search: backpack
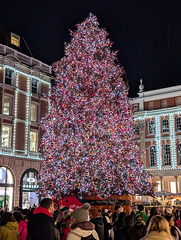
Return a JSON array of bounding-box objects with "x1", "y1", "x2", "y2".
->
[{"x1": 81, "y1": 234, "x2": 96, "y2": 240}]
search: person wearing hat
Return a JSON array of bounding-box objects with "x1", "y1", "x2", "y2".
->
[{"x1": 66, "y1": 203, "x2": 99, "y2": 240}]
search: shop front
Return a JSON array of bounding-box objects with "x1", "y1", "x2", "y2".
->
[{"x1": 20, "y1": 169, "x2": 39, "y2": 209}]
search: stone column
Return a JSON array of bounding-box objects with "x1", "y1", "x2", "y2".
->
[{"x1": 174, "y1": 176, "x2": 178, "y2": 194}]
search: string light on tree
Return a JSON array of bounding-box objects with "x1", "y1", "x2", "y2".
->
[{"x1": 38, "y1": 13, "x2": 154, "y2": 199}]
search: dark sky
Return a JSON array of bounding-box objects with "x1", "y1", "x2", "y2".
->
[{"x1": 1, "y1": 0, "x2": 181, "y2": 97}]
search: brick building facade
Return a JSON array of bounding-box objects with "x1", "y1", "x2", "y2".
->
[{"x1": 0, "y1": 30, "x2": 51, "y2": 209}]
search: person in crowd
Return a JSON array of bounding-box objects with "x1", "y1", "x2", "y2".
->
[
  {"x1": 146, "y1": 207, "x2": 158, "y2": 226},
  {"x1": 112, "y1": 205, "x2": 123, "y2": 224},
  {"x1": 13, "y1": 211, "x2": 28, "y2": 240},
  {"x1": 173, "y1": 206, "x2": 179, "y2": 221},
  {"x1": 28, "y1": 198, "x2": 57, "y2": 240},
  {"x1": 61, "y1": 209, "x2": 73, "y2": 240},
  {"x1": 0, "y1": 212, "x2": 19, "y2": 240},
  {"x1": 115, "y1": 215, "x2": 141, "y2": 240},
  {"x1": 53, "y1": 203, "x2": 59, "y2": 223},
  {"x1": 141, "y1": 215, "x2": 173, "y2": 240},
  {"x1": 134, "y1": 205, "x2": 148, "y2": 223},
  {"x1": 114, "y1": 211, "x2": 127, "y2": 231},
  {"x1": 67, "y1": 203, "x2": 99, "y2": 240},
  {"x1": 165, "y1": 215, "x2": 181, "y2": 240},
  {"x1": 134, "y1": 214, "x2": 147, "y2": 238},
  {"x1": 89, "y1": 208, "x2": 104, "y2": 240},
  {"x1": 103, "y1": 209, "x2": 114, "y2": 240}
]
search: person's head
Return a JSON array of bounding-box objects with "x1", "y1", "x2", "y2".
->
[
  {"x1": 138, "y1": 205, "x2": 144, "y2": 212},
  {"x1": 71, "y1": 203, "x2": 91, "y2": 223},
  {"x1": 150, "y1": 207, "x2": 158, "y2": 217},
  {"x1": 114, "y1": 205, "x2": 120, "y2": 211},
  {"x1": 1, "y1": 212, "x2": 16, "y2": 226},
  {"x1": 89, "y1": 208, "x2": 100, "y2": 219},
  {"x1": 124, "y1": 215, "x2": 134, "y2": 226},
  {"x1": 117, "y1": 207, "x2": 123, "y2": 214},
  {"x1": 13, "y1": 211, "x2": 23, "y2": 223},
  {"x1": 40, "y1": 198, "x2": 54, "y2": 215},
  {"x1": 164, "y1": 208, "x2": 173, "y2": 216},
  {"x1": 165, "y1": 216, "x2": 175, "y2": 227},
  {"x1": 147, "y1": 215, "x2": 171, "y2": 235},
  {"x1": 107, "y1": 210, "x2": 112, "y2": 217}
]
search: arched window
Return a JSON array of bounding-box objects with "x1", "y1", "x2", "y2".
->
[
  {"x1": 0, "y1": 166, "x2": 14, "y2": 210},
  {"x1": 148, "y1": 121, "x2": 155, "y2": 135},
  {"x1": 162, "y1": 119, "x2": 169, "y2": 133},
  {"x1": 176, "y1": 117, "x2": 181, "y2": 132},
  {"x1": 177, "y1": 144, "x2": 181, "y2": 165},
  {"x1": 149, "y1": 146, "x2": 156, "y2": 167},
  {"x1": 163, "y1": 144, "x2": 171, "y2": 166}
]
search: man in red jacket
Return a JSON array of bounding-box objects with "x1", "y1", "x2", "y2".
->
[{"x1": 29, "y1": 198, "x2": 57, "y2": 240}]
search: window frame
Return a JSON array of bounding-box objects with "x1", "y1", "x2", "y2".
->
[
  {"x1": 148, "y1": 121, "x2": 155, "y2": 135},
  {"x1": 30, "y1": 103, "x2": 38, "y2": 122},
  {"x1": 176, "y1": 117, "x2": 181, "y2": 132},
  {"x1": 162, "y1": 119, "x2": 169, "y2": 133},
  {"x1": 31, "y1": 79, "x2": 39, "y2": 94},
  {"x1": 3, "y1": 96, "x2": 12, "y2": 116},
  {"x1": 30, "y1": 131, "x2": 38, "y2": 152},
  {"x1": 1, "y1": 125, "x2": 12, "y2": 148},
  {"x1": 163, "y1": 144, "x2": 171, "y2": 166},
  {"x1": 149, "y1": 145, "x2": 157, "y2": 167},
  {"x1": 5, "y1": 68, "x2": 14, "y2": 85},
  {"x1": 177, "y1": 144, "x2": 181, "y2": 165}
]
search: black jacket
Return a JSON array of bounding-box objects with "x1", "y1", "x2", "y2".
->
[
  {"x1": 115, "y1": 226, "x2": 141, "y2": 240},
  {"x1": 90, "y1": 217, "x2": 104, "y2": 240},
  {"x1": 29, "y1": 212, "x2": 57, "y2": 240}
]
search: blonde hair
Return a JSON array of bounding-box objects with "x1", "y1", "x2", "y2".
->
[{"x1": 147, "y1": 215, "x2": 171, "y2": 235}]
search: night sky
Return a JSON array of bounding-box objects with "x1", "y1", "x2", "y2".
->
[{"x1": 1, "y1": 0, "x2": 181, "y2": 97}]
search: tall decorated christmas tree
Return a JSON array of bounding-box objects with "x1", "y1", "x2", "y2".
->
[{"x1": 38, "y1": 14, "x2": 154, "y2": 199}]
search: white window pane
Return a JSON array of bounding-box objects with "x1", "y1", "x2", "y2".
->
[
  {"x1": 31, "y1": 104, "x2": 37, "y2": 121},
  {"x1": 3, "y1": 97, "x2": 11, "y2": 115},
  {"x1": 1, "y1": 126, "x2": 12, "y2": 148},
  {"x1": 30, "y1": 131, "x2": 38, "y2": 152}
]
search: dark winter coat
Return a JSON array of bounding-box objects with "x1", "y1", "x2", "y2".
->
[
  {"x1": 90, "y1": 217, "x2": 104, "y2": 240},
  {"x1": 115, "y1": 226, "x2": 141, "y2": 240},
  {"x1": 28, "y1": 206, "x2": 57, "y2": 240},
  {"x1": 103, "y1": 215, "x2": 114, "y2": 240}
]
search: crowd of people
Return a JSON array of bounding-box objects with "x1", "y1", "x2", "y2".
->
[{"x1": 0, "y1": 199, "x2": 181, "y2": 240}]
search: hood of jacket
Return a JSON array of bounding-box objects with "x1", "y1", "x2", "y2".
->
[
  {"x1": 91, "y1": 217, "x2": 104, "y2": 226},
  {"x1": 19, "y1": 220, "x2": 27, "y2": 228},
  {"x1": 5, "y1": 221, "x2": 19, "y2": 230},
  {"x1": 70, "y1": 222, "x2": 96, "y2": 238},
  {"x1": 143, "y1": 231, "x2": 173, "y2": 240},
  {"x1": 33, "y1": 206, "x2": 52, "y2": 217},
  {"x1": 72, "y1": 221, "x2": 95, "y2": 230}
]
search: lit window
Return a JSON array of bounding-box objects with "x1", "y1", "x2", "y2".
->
[
  {"x1": 3, "y1": 97, "x2": 11, "y2": 115},
  {"x1": 31, "y1": 104, "x2": 37, "y2": 122},
  {"x1": 150, "y1": 146, "x2": 156, "y2": 167},
  {"x1": 148, "y1": 102, "x2": 153, "y2": 110},
  {"x1": 5, "y1": 69, "x2": 13, "y2": 85},
  {"x1": 161, "y1": 99, "x2": 167, "y2": 108},
  {"x1": 11, "y1": 33, "x2": 20, "y2": 47},
  {"x1": 177, "y1": 144, "x2": 181, "y2": 165},
  {"x1": 162, "y1": 119, "x2": 169, "y2": 133},
  {"x1": 32, "y1": 79, "x2": 38, "y2": 94},
  {"x1": 1, "y1": 125, "x2": 12, "y2": 148},
  {"x1": 148, "y1": 121, "x2": 155, "y2": 135},
  {"x1": 30, "y1": 131, "x2": 38, "y2": 152},
  {"x1": 163, "y1": 144, "x2": 171, "y2": 166},
  {"x1": 175, "y1": 97, "x2": 181, "y2": 105},
  {"x1": 176, "y1": 117, "x2": 181, "y2": 132}
]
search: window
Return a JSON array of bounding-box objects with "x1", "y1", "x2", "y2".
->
[
  {"x1": 162, "y1": 119, "x2": 169, "y2": 133},
  {"x1": 150, "y1": 146, "x2": 156, "y2": 167},
  {"x1": 163, "y1": 144, "x2": 171, "y2": 166},
  {"x1": 175, "y1": 97, "x2": 181, "y2": 106},
  {"x1": 177, "y1": 144, "x2": 181, "y2": 165},
  {"x1": 134, "y1": 126, "x2": 139, "y2": 135},
  {"x1": 133, "y1": 104, "x2": 138, "y2": 112},
  {"x1": 32, "y1": 79, "x2": 38, "y2": 94},
  {"x1": 176, "y1": 117, "x2": 181, "y2": 132},
  {"x1": 161, "y1": 99, "x2": 167, "y2": 108},
  {"x1": 30, "y1": 131, "x2": 38, "y2": 152},
  {"x1": 31, "y1": 104, "x2": 37, "y2": 122},
  {"x1": 11, "y1": 33, "x2": 20, "y2": 47},
  {"x1": 3, "y1": 97, "x2": 11, "y2": 115},
  {"x1": 148, "y1": 121, "x2": 155, "y2": 135},
  {"x1": 148, "y1": 102, "x2": 153, "y2": 110},
  {"x1": 1, "y1": 125, "x2": 12, "y2": 148},
  {"x1": 5, "y1": 69, "x2": 13, "y2": 85}
]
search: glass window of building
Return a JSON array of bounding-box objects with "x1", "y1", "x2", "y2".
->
[
  {"x1": 32, "y1": 79, "x2": 38, "y2": 94},
  {"x1": 162, "y1": 119, "x2": 169, "y2": 133},
  {"x1": 21, "y1": 169, "x2": 39, "y2": 209},
  {"x1": 148, "y1": 121, "x2": 155, "y2": 135},
  {"x1": 133, "y1": 104, "x2": 138, "y2": 112},
  {"x1": 1, "y1": 125, "x2": 12, "y2": 148},
  {"x1": 31, "y1": 104, "x2": 37, "y2": 122},
  {"x1": 176, "y1": 117, "x2": 181, "y2": 132},
  {"x1": 177, "y1": 144, "x2": 181, "y2": 165},
  {"x1": 150, "y1": 146, "x2": 156, "y2": 167},
  {"x1": 30, "y1": 131, "x2": 38, "y2": 152},
  {"x1": 3, "y1": 96, "x2": 11, "y2": 115},
  {"x1": 175, "y1": 97, "x2": 181, "y2": 105},
  {"x1": 161, "y1": 99, "x2": 167, "y2": 108},
  {"x1": 133, "y1": 125, "x2": 139, "y2": 135},
  {"x1": 148, "y1": 102, "x2": 153, "y2": 110},
  {"x1": 0, "y1": 166, "x2": 14, "y2": 210},
  {"x1": 11, "y1": 33, "x2": 20, "y2": 47},
  {"x1": 5, "y1": 69, "x2": 13, "y2": 85},
  {"x1": 163, "y1": 144, "x2": 171, "y2": 166}
]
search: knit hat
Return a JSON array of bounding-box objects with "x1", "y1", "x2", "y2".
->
[{"x1": 72, "y1": 203, "x2": 91, "y2": 222}]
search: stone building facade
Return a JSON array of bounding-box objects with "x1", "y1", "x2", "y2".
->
[{"x1": 0, "y1": 30, "x2": 51, "y2": 209}]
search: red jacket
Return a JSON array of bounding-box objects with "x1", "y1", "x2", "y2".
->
[{"x1": 19, "y1": 220, "x2": 27, "y2": 240}]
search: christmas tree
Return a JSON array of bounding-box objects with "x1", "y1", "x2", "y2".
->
[{"x1": 38, "y1": 13, "x2": 154, "y2": 199}]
